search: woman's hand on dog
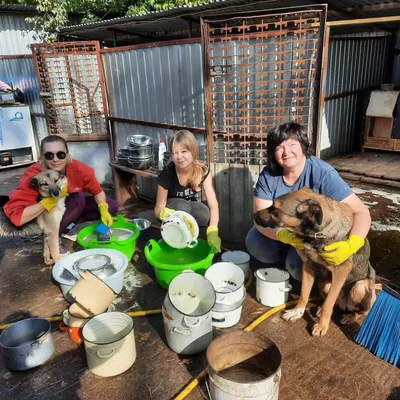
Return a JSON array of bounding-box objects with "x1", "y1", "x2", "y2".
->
[
  {"x1": 40, "y1": 185, "x2": 68, "y2": 212},
  {"x1": 320, "y1": 234, "x2": 365, "y2": 266},
  {"x1": 277, "y1": 228, "x2": 305, "y2": 250}
]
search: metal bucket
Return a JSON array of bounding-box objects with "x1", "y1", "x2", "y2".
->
[
  {"x1": 205, "y1": 262, "x2": 245, "y2": 305},
  {"x1": 207, "y1": 331, "x2": 282, "y2": 400},
  {"x1": 0, "y1": 318, "x2": 55, "y2": 371},
  {"x1": 82, "y1": 312, "x2": 136, "y2": 377},
  {"x1": 163, "y1": 270, "x2": 215, "y2": 355},
  {"x1": 221, "y1": 251, "x2": 251, "y2": 279}
]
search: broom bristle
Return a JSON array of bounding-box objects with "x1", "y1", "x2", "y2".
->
[{"x1": 355, "y1": 286, "x2": 400, "y2": 367}]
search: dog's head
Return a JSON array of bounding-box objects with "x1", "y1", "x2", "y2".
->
[
  {"x1": 30, "y1": 170, "x2": 67, "y2": 199},
  {"x1": 254, "y1": 188, "x2": 324, "y2": 236}
]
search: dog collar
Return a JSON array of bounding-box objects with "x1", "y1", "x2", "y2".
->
[{"x1": 301, "y1": 232, "x2": 327, "y2": 239}]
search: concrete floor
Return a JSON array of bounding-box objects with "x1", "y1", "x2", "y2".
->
[{"x1": 0, "y1": 172, "x2": 399, "y2": 400}]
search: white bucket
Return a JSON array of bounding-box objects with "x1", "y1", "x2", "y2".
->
[
  {"x1": 255, "y1": 268, "x2": 292, "y2": 307},
  {"x1": 163, "y1": 270, "x2": 215, "y2": 355},
  {"x1": 221, "y1": 251, "x2": 251, "y2": 279},
  {"x1": 205, "y1": 262, "x2": 245, "y2": 306},
  {"x1": 82, "y1": 312, "x2": 136, "y2": 377},
  {"x1": 207, "y1": 331, "x2": 282, "y2": 400}
]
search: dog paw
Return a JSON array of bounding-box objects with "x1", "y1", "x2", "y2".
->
[
  {"x1": 340, "y1": 313, "x2": 357, "y2": 325},
  {"x1": 282, "y1": 307, "x2": 305, "y2": 322},
  {"x1": 312, "y1": 320, "x2": 330, "y2": 337},
  {"x1": 44, "y1": 257, "x2": 53, "y2": 266}
]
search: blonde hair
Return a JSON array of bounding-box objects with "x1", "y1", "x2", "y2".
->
[{"x1": 170, "y1": 130, "x2": 208, "y2": 191}]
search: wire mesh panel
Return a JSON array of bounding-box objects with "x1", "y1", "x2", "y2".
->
[
  {"x1": 201, "y1": 9, "x2": 326, "y2": 164},
  {"x1": 32, "y1": 41, "x2": 108, "y2": 138}
]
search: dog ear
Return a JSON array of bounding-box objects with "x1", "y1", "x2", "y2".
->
[
  {"x1": 30, "y1": 177, "x2": 39, "y2": 190},
  {"x1": 297, "y1": 199, "x2": 323, "y2": 225}
]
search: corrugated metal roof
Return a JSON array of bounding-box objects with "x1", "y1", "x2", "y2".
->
[
  {"x1": 0, "y1": 4, "x2": 37, "y2": 13},
  {"x1": 58, "y1": 0, "x2": 400, "y2": 45}
]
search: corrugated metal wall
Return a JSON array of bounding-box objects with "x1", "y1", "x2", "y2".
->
[
  {"x1": 0, "y1": 13, "x2": 36, "y2": 56},
  {"x1": 102, "y1": 42, "x2": 206, "y2": 199},
  {"x1": 320, "y1": 33, "x2": 391, "y2": 159},
  {"x1": 0, "y1": 56, "x2": 48, "y2": 146},
  {"x1": 103, "y1": 32, "x2": 393, "y2": 244}
]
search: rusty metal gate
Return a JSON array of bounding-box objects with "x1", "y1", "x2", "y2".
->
[
  {"x1": 32, "y1": 41, "x2": 109, "y2": 141},
  {"x1": 201, "y1": 7, "x2": 327, "y2": 164}
]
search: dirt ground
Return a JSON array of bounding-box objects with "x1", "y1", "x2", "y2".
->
[{"x1": 0, "y1": 178, "x2": 399, "y2": 399}]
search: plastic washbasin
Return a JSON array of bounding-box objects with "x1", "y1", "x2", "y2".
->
[
  {"x1": 144, "y1": 239, "x2": 216, "y2": 289},
  {"x1": 77, "y1": 214, "x2": 140, "y2": 260}
]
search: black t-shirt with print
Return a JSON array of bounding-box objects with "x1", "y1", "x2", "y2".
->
[{"x1": 158, "y1": 162, "x2": 208, "y2": 201}]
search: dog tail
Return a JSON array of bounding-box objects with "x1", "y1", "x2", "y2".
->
[{"x1": 0, "y1": 209, "x2": 42, "y2": 237}]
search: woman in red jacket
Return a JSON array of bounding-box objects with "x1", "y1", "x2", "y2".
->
[{"x1": 3, "y1": 135, "x2": 118, "y2": 255}]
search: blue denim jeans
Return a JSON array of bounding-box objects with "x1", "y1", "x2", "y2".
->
[{"x1": 245, "y1": 226, "x2": 303, "y2": 281}]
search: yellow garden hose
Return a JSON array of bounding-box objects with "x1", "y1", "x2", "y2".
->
[
  {"x1": 0, "y1": 309, "x2": 162, "y2": 331},
  {"x1": 174, "y1": 296, "x2": 320, "y2": 400}
]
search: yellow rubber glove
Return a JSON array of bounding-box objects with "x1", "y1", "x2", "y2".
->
[
  {"x1": 40, "y1": 184, "x2": 68, "y2": 212},
  {"x1": 320, "y1": 234, "x2": 365, "y2": 266},
  {"x1": 277, "y1": 228, "x2": 305, "y2": 250},
  {"x1": 159, "y1": 207, "x2": 175, "y2": 221},
  {"x1": 207, "y1": 226, "x2": 221, "y2": 253},
  {"x1": 98, "y1": 202, "x2": 114, "y2": 227}
]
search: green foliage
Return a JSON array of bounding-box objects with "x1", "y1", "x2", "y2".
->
[{"x1": 2, "y1": 0, "x2": 207, "y2": 41}]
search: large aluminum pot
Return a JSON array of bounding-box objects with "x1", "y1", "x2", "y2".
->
[{"x1": 0, "y1": 318, "x2": 54, "y2": 371}]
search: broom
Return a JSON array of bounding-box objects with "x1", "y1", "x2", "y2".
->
[{"x1": 355, "y1": 285, "x2": 400, "y2": 367}]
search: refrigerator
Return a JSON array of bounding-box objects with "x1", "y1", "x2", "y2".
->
[{"x1": 0, "y1": 104, "x2": 37, "y2": 166}]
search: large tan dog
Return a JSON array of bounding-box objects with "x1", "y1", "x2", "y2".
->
[
  {"x1": 0, "y1": 170, "x2": 67, "y2": 265},
  {"x1": 254, "y1": 188, "x2": 376, "y2": 337}
]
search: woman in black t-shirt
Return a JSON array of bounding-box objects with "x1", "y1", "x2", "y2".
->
[{"x1": 155, "y1": 130, "x2": 221, "y2": 252}]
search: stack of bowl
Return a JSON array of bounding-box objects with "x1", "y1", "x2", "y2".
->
[
  {"x1": 127, "y1": 135, "x2": 154, "y2": 169},
  {"x1": 116, "y1": 147, "x2": 130, "y2": 166}
]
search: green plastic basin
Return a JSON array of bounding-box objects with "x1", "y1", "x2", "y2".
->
[
  {"x1": 76, "y1": 214, "x2": 140, "y2": 260},
  {"x1": 144, "y1": 239, "x2": 216, "y2": 289}
]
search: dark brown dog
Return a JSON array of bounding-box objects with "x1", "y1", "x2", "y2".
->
[{"x1": 254, "y1": 187, "x2": 376, "y2": 336}]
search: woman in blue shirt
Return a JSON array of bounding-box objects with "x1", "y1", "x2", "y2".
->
[{"x1": 246, "y1": 122, "x2": 371, "y2": 280}]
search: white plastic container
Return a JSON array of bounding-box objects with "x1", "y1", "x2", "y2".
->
[
  {"x1": 255, "y1": 268, "x2": 293, "y2": 307},
  {"x1": 158, "y1": 139, "x2": 167, "y2": 170},
  {"x1": 221, "y1": 251, "x2": 251, "y2": 279},
  {"x1": 82, "y1": 312, "x2": 136, "y2": 377}
]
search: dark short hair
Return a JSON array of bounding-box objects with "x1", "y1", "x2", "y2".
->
[
  {"x1": 266, "y1": 121, "x2": 313, "y2": 174},
  {"x1": 40, "y1": 135, "x2": 69, "y2": 155}
]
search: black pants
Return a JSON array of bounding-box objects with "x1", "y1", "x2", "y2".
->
[{"x1": 166, "y1": 198, "x2": 210, "y2": 228}]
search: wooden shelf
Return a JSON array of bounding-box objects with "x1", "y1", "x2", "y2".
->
[{"x1": 109, "y1": 162, "x2": 159, "y2": 179}]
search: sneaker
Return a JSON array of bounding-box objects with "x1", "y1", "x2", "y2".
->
[
  {"x1": 61, "y1": 224, "x2": 80, "y2": 242},
  {"x1": 59, "y1": 239, "x2": 71, "y2": 258}
]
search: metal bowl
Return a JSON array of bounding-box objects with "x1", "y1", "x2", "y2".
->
[
  {"x1": 131, "y1": 218, "x2": 151, "y2": 231},
  {"x1": 127, "y1": 135, "x2": 153, "y2": 147}
]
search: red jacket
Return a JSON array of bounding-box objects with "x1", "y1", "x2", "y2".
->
[{"x1": 4, "y1": 159, "x2": 103, "y2": 226}]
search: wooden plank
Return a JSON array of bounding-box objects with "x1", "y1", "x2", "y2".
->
[
  {"x1": 366, "y1": 158, "x2": 400, "y2": 181},
  {"x1": 326, "y1": 152, "x2": 396, "y2": 175},
  {"x1": 110, "y1": 162, "x2": 159, "y2": 179},
  {"x1": 214, "y1": 163, "x2": 230, "y2": 243}
]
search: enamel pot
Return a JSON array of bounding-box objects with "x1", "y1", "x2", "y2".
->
[{"x1": 255, "y1": 268, "x2": 293, "y2": 307}]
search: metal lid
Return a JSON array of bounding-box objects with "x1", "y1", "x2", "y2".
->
[
  {"x1": 256, "y1": 268, "x2": 290, "y2": 283},
  {"x1": 221, "y1": 250, "x2": 250, "y2": 264}
]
